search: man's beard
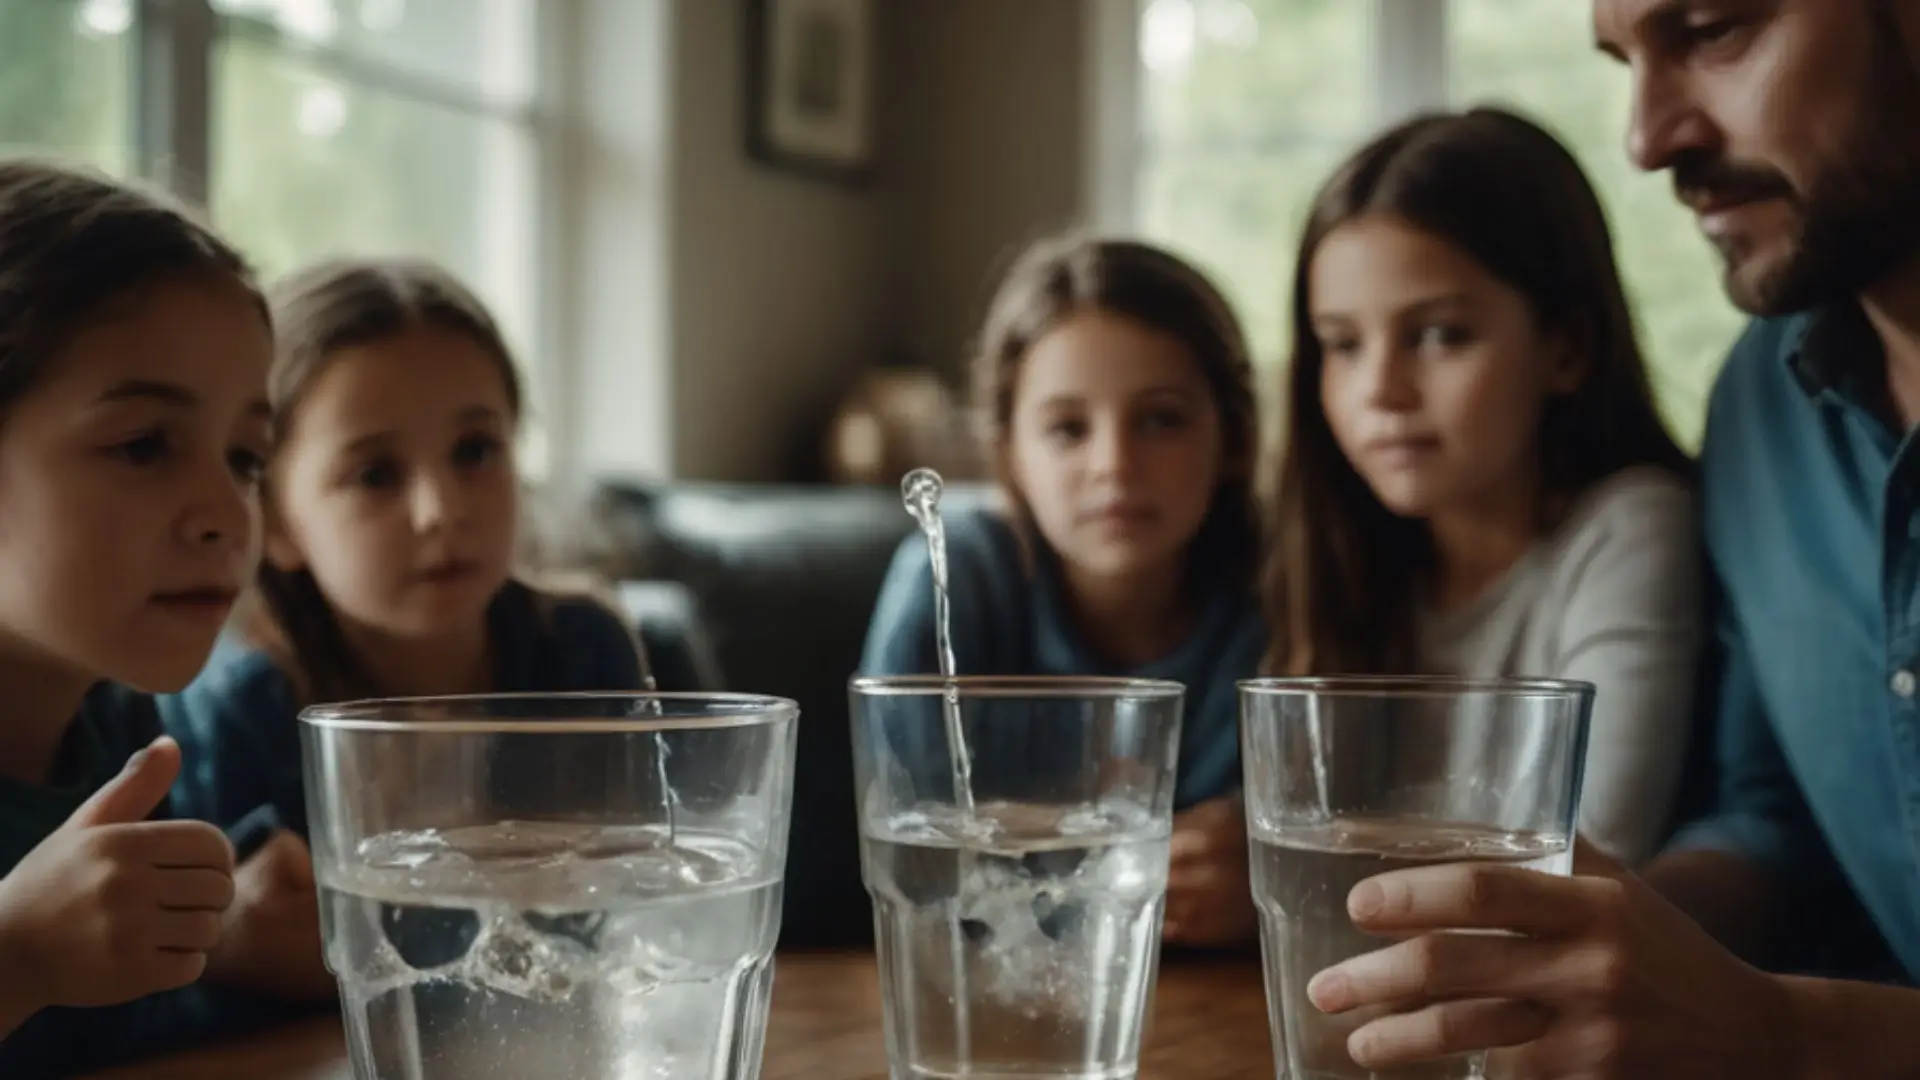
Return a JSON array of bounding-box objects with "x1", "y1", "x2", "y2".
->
[{"x1": 1678, "y1": 24, "x2": 1920, "y2": 316}]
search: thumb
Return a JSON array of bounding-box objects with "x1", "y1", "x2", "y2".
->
[{"x1": 64, "y1": 736, "x2": 182, "y2": 830}]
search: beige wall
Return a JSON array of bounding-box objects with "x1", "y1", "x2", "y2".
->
[
  {"x1": 880, "y1": 0, "x2": 1090, "y2": 378},
  {"x1": 568, "y1": 0, "x2": 1092, "y2": 483},
  {"x1": 666, "y1": 0, "x2": 893, "y2": 481}
]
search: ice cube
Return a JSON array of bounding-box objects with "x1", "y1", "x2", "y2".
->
[
  {"x1": 469, "y1": 910, "x2": 587, "y2": 1003},
  {"x1": 602, "y1": 896, "x2": 751, "y2": 980},
  {"x1": 959, "y1": 856, "x2": 1056, "y2": 986},
  {"x1": 1086, "y1": 839, "x2": 1162, "y2": 898}
]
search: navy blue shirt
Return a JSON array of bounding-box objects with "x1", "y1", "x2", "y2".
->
[
  {"x1": 1669, "y1": 304, "x2": 1920, "y2": 983},
  {"x1": 859, "y1": 508, "x2": 1266, "y2": 810},
  {"x1": 161, "y1": 581, "x2": 648, "y2": 834},
  {"x1": 0, "y1": 685, "x2": 296, "y2": 1078}
]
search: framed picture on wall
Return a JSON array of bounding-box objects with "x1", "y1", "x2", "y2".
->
[{"x1": 746, "y1": 0, "x2": 876, "y2": 184}]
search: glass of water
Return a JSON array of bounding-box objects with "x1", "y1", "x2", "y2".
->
[
  {"x1": 301, "y1": 693, "x2": 799, "y2": 1080},
  {"x1": 1239, "y1": 676, "x2": 1593, "y2": 1080},
  {"x1": 849, "y1": 675, "x2": 1184, "y2": 1080}
]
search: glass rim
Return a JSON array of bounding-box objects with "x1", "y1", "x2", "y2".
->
[
  {"x1": 299, "y1": 691, "x2": 799, "y2": 734},
  {"x1": 849, "y1": 674, "x2": 1184, "y2": 700},
  {"x1": 1239, "y1": 675, "x2": 1595, "y2": 700}
]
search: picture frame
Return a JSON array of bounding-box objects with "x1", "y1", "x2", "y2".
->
[{"x1": 745, "y1": 0, "x2": 877, "y2": 184}]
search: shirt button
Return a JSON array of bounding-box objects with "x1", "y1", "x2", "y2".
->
[{"x1": 1894, "y1": 670, "x2": 1917, "y2": 699}]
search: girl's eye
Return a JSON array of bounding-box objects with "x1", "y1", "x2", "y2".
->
[
  {"x1": 453, "y1": 432, "x2": 503, "y2": 468},
  {"x1": 228, "y1": 449, "x2": 266, "y2": 484},
  {"x1": 1139, "y1": 408, "x2": 1189, "y2": 433},
  {"x1": 1321, "y1": 337, "x2": 1361, "y2": 360},
  {"x1": 356, "y1": 458, "x2": 403, "y2": 490},
  {"x1": 1046, "y1": 418, "x2": 1088, "y2": 444},
  {"x1": 1416, "y1": 323, "x2": 1472, "y2": 351},
  {"x1": 112, "y1": 430, "x2": 170, "y2": 466}
]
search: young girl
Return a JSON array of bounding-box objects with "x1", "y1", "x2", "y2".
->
[
  {"x1": 0, "y1": 159, "x2": 328, "y2": 1075},
  {"x1": 860, "y1": 235, "x2": 1268, "y2": 946},
  {"x1": 162, "y1": 257, "x2": 649, "y2": 836},
  {"x1": 1266, "y1": 106, "x2": 1700, "y2": 865}
]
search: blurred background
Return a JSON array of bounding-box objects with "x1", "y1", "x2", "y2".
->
[{"x1": 0, "y1": 0, "x2": 1745, "y2": 490}]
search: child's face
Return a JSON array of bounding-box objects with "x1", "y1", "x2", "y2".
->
[
  {"x1": 267, "y1": 326, "x2": 518, "y2": 641},
  {"x1": 1007, "y1": 310, "x2": 1225, "y2": 583},
  {"x1": 0, "y1": 277, "x2": 271, "y2": 693},
  {"x1": 1310, "y1": 214, "x2": 1581, "y2": 521}
]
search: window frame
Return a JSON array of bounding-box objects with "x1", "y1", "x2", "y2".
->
[
  {"x1": 1086, "y1": 0, "x2": 1453, "y2": 230},
  {"x1": 127, "y1": 0, "x2": 561, "y2": 477}
]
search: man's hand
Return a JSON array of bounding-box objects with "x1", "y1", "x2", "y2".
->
[
  {"x1": 1162, "y1": 796, "x2": 1257, "y2": 947},
  {"x1": 204, "y1": 829, "x2": 332, "y2": 1000},
  {"x1": 1304, "y1": 848, "x2": 1804, "y2": 1078},
  {"x1": 0, "y1": 737, "x2": 235, "y2": 1036}
]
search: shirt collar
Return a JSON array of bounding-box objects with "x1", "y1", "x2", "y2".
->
[{"x1": 1786, "y1": 302, "x2": 1883, "y2": 405}]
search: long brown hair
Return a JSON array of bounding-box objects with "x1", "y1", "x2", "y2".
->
[
  {"x1": 0, "y1": 158, "x2": 263, "y2": 412},
  {"x1": 1263, "y1": 107, "x2": 1691, "y2": 676},
  {"x1": 241, "y1": 257, "x2": 524, "y2": 702},
  {"x1": 973, "y1": 234, "x2": 1261, "y2": 585}
]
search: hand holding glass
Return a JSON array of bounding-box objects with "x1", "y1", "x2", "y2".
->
[{"x1": 1239, "y1": 677, "x2": 1592, "y2": 1080}]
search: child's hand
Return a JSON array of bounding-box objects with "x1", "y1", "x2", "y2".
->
[
  {"x1": 0, "y1": 737, "x2": 236, "y2": 1025},
  {"x1": 204, "y1": 829, "x2": 333, "y2": 1000},
  {"x1": 1162, "y1": 795, "x2": 1257, "y2": 947}
]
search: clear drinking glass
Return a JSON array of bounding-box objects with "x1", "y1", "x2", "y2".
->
[
  {"x1": 1239, "y1": 677, "x2": 1594, "y2": 1080},
  {"x1": 301, "y1": 692, "x2": 800, "y2": 1080},
  {"x1": 849, "y1": 675, "x2": 1185, "y2": 1080}
]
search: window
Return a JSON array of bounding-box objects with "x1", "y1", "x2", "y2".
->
[
  {"x1": 1448, "y1": 0, "x2": 1742, "y2": 443},
  {"x1": 0, "y1": 0, "x2": 548, "y2": 469},
  {"x1": 1123, "y1": 0, "x2": 1746, "y2": 445},
  {"x1": 1132, "y1": 0, "x2": 1373, "y2": 368},
  {"x1": 208, "y1": 0, "x2": 540, "y2": 361},
  {"x1": 0, "y1": 1, "x2": 131, "y2": 173}
]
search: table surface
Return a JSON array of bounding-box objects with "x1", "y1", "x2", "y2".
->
[{"x1": 83, "y1": 950, "x2": 1275, "y2": 1079}]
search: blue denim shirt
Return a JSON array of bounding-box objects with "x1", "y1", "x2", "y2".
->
[{"x1": 1669, "y1": 304, "x2": 1920, "y2": 983}]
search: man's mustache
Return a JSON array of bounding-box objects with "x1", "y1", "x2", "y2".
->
[{"x1": 1672, "y1": 150, "x2": 1796, "y2": 211}]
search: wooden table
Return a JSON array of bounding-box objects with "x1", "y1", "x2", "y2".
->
[{"x1": 85, "y1": 951, "x2": 1274, "y2": 1079}]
